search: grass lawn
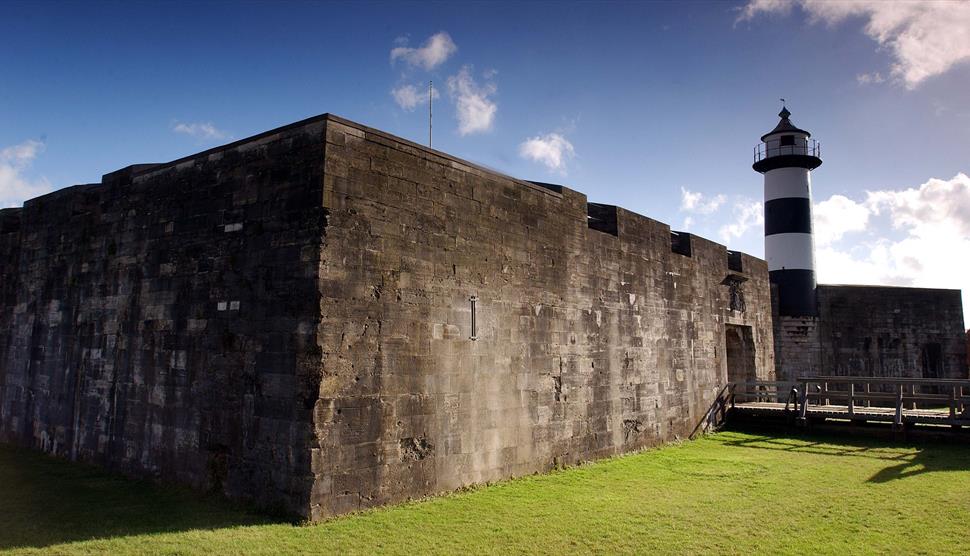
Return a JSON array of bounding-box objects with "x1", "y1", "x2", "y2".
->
[{"x1": 2, "y1": 430, "x2": 969, "y2": 555}]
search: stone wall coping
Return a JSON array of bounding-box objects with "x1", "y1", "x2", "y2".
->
[
  {"x1": 21, "y1": 183, "x2": 101, "y2": 209},
  {"x1": 819, "y1": 283, "x2": 963, "y2": 295},
  {"x1": 75, "y1": 111, "x2": 765, "y2": 269},
  {"x1": 325, "y1": 114, "x2": 565, "y2": 200},
  {"x1": 98, "y1": 113, "x2": 564, "y2": 202}
]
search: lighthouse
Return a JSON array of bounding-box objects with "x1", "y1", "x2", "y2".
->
[{"x1": 753, "y1": 107, "x2": 822, "y2": 317}]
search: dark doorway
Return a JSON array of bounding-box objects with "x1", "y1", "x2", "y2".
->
[
  {"x1": 921, "y1": 343, "x2": 943, "y2": 379},
  {"x1": 726, "y1": 324, "x2": 757, "y2": 384}
]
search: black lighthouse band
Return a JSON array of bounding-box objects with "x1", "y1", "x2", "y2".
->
[
  {"x1": 764, "y1": 197, "x2": 812, "y2": 235},
  {"x1": 770, "y1": 269, "x2": 817, "y2": 316}
]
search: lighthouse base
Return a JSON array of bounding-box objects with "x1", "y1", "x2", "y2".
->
[
  {"x1": 769, "y1": 268, "x2": 817, "y2": 316},
  {"x1": 772, "y1": 314, "x2": 822, "y2": 382}
]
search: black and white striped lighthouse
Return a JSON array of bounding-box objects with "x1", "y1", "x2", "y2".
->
[{"x1": 753, "y1": 107, "x2": 822, "y2": 317}]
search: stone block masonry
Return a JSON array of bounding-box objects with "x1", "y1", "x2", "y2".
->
[
  {"x1": 771, "y1": 285, "x2": 967, "y2": 382},
  {"x1": 312, "y1": 117, "x2": 773, "y2": 519},
  {"x1": 0, "y1": 114, "x2": 775, "y2": 519},
  {"x1": 816, "y1": 285, "x2": 966, "y2": 379},
  {"x1": 0, "y1": 119, "x2": 328, "y2": 515}
]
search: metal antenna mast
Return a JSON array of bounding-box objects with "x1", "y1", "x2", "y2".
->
[{"x1": 429, "y1": 80, "x2": 433, "y2": 148}]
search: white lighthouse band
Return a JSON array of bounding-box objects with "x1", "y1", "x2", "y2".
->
[{"x1": 753, "y1": 107, "x2": 822, "y2": 317}]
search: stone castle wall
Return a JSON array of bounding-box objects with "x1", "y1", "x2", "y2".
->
[
  {"x1": 816, "y1": 285, "x2": 967, "y2": 379},
  {"x1": 311, "y1": 117, "x2": 774, "y2": 518},
  {"x1": 2, "y1": 113, "x2": 961, "y2": 519},
  {"x1": 0, "y1": 119, "x2": 328, "y2": 515},
  {"x1": 772, "y1": 316, "x2": 822, "y2": 381},
  {"x1": 772, "y1": 285, "x2": 967, "y2": 382},
  {"x1": 0, "y1": 114, "x2": 776, "y2": 519}
]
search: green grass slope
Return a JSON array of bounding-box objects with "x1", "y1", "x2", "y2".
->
[{"x1": 2, "y1": 431, "x2": 969, "y2": 555}]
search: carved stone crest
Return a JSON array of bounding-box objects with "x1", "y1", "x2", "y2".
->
[{"x1": 722, "y1": 274, "x2": 748, "y2": 313}]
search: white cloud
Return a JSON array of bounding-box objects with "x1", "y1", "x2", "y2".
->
[
  {"x1": 738, "y1": 0, "x2": 970, "y2": 88},
  {"x1": 856, "y1": 71, "x2": 885, "y2": 85},
  {"x1": 719, "y1": 199, "x2": 764, "y2": 242},
  {"x1": 813, "y1": 194, "x2": 871, "y2": 246},
  {"x1": 1, "y1": 140, "x2": 43, "y2": 164},
  {"x1": 390, "y1": 31, "x2": 457, "y2": 71},
  {"x1": 674, "y1": 190, "x2": 752, "y2": 241},
  {"x1": 391, "y1": 83, "x2": 440, "y2": 111},
  {"x1": 816, "y1": 242, "x2": 903, "y2": 284},
  {"x1": 518, "y1": 133, "x2": 575, "y2": 174},
  {"x1": 173, "y1": 122, "x2": 228, "y2": 141},
  {"x1": 815, "y1": 173, "x2": 970, "y2": 320},
  {"x1": 680, "y1": 187, "x2": 726, "y2": 215},
  {"x1": 0, "y1": 139, "x2": 52, "y2": 208},
  {"x1": 736, "y1": 0, "x2": 793, "y2": 22},
  {"x1": 866, "y1": 174, "x2": 970, "y2": 237},
  {"x1": 447, "y1": 66, "x2": 497, "y2": 136}
]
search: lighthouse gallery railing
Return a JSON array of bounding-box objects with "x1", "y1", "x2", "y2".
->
[{"x1": 753, "y1": 139, "x2": 821, "y2": 163}]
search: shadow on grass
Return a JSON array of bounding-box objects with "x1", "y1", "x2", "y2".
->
[
  {"x1": 716, "y1": 427, "x2": 970, "y2": 484},
  {"x1": 864, "y1": 449, "x2": 970, "y2": 483},
  {"x1": 0, "y1": 444, "x2": 286, "y2": 550}
]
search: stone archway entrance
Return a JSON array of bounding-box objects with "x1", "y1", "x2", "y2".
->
[{"x1": 725, "y1": 324, "x2": 756, "y2": 384}]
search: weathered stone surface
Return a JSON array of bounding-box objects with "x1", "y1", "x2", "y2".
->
[
  {"x1": 0, "y1": 114, "x2": 776, "y2": 519},
  {"x1": 310, "y1": 117, "x2": 775, "y2": 519},
  {"x1": 772, "y1": 285, "x2": 967, "y2": 382},
  {"x1": 771, "y1": 280, "x2": 822, "y2": 380},
  {"x1": 0, "y1": 118, "x2": 328, "y2": 516},
  {"x1": 815, "y1": 285, "x2": 967, "y2": 379}
]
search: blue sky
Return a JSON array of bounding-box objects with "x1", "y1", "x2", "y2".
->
[{"x1": 2, "y1": 1, "x2": 969, "y2": 322}]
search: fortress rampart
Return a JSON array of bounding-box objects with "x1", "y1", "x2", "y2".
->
[
  {"x1": 772, "y1": 285, "x2": 967, "y2": 381},
  {"x1": 0, "y1": 115, "x2": 775, "y2": 518},
  {"x1": 0, "y1": 119, "x2": 328, "y2": 515},
  {"x1": 313, "y1": 117, "x2": 774, "y2": 517}
]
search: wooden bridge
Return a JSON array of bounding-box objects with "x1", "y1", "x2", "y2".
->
[{"x1": 722, "y1": 377, "x2": 970, "y2": 432}]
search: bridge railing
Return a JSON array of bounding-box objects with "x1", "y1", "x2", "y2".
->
[
  {"x1": 795, "y1": 376, "x2": 970, "y2": 426},
  {"x1": 729, "y1": 381, "x2": 799, "y2": 409}
]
